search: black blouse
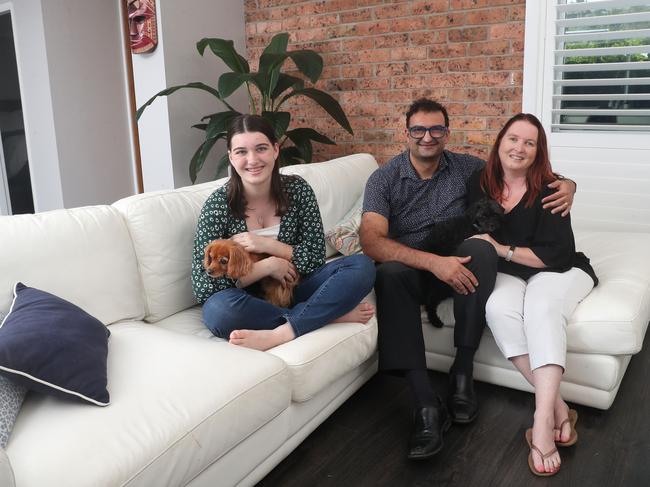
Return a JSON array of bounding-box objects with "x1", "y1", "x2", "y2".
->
[{"x1": 467, "y1": 170, "x2": 597, "y2": 286}]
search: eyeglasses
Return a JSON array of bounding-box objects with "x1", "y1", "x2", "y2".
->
[{"x1": 408, "y1": 125, "x2": 448, "y2": 140}]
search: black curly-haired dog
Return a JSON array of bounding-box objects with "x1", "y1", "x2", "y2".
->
[{"x1": 420, "y1": 197, "x2": 504, "y2": 328}]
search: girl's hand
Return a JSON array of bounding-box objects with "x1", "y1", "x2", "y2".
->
[
  {"x1": 231, "y1": 232, "x2": 270, "y2": 254},
  {"x1": 266, "y1": 257, "x2": 298, "y2": 288}
]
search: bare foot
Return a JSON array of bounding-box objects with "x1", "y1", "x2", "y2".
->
[
  {"x1": 531, "y1": 412, "x2": 561, "y2": 474},
  {"x1": 331, "y1": 302, "x2": 375, "y2": 324},
  {"x1": 553, "y1": 398, "x2": 571, "y2": 443},
  {"x1": 229, "y1": 323, "x2": 295, "y2": 351}
]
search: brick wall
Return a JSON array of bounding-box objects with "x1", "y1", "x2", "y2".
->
[{"x1": 244, "y1": 0, "x2": 525, "y2": 163}]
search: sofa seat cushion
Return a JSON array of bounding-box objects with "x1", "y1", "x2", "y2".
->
[
  {"x1": 155, "y1": 304, "x2": 379, "y2": 404},
  {"x1": 155, "y1": 306, "x2": 215, "y2": 339},
  {"x1": 0, "y1": 206, "x2": 144, "y2": 325},
  {"x1": 569, "y1": 231, "x2": 650, "y2": 354},
  {"x1": 430, "y1": 231, "x2": 650, "y2": 356},
  {"x1": 6, "y1": 322, "x2": 291, "y2": 487},
  {"x1": 423, "y1": 323, "x2": 626, "y2": 392},
  {"x1": 268, "y1": 293, "x2": 377, "y2": 403}
]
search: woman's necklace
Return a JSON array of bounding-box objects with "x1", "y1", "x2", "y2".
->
[{"x1": 246, "y1": 202, "x2": 270, "y2": 228}]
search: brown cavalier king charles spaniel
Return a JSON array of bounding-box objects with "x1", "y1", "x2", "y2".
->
[{"x1": 203, "y1": 239, "x2": 296, "y2": 307}]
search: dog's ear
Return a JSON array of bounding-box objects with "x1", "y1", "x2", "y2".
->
[
  {"x1": 203, "y1": 242, "x2": 213, "y2": 269},
  {"x1": 226, "y1": 244, "x2": 254, "y2": 279}
]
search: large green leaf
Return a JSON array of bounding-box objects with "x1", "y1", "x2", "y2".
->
[
  {"x1": 271, "y1": 74, "x2": 304, "y2": 100},
  {"x1": 285, "y1": 128, "x2": 336, "y2": 145},
  {"x1": 215, "y1": 152, "x2": 230, "y2": 179},
  {"x1": 189, "y1": 136, "x2": 222, "y2": 183},
  {"x1": 280, "y1": 88, "x2": 353, "y2": 134},
  {"x1": 192, "y1": 123, "x2": 208, "y2": 131},
  {"x1": 196, "y1": 38, "x2": 249, "y2": 74},
  {"x1": 204, "y1": 110, "x2": 241, "y2": 140},
  {"x1": 262, "y1": 33, "x2": 289, "y2": 56},
  {"x1": 259, "y1": 33, "x2": 289, "y2": 95},
  {"x1": 293, "y1": 138, "x2": 313, "y2": 164},
  {"x1": 288, "y1": 50, "x2": 323, "y2": 84},
  {"x1": 279, "y1": 146, "x2": 303, "y2": 166},
  {"x1": 218, "y1": 72, "x2": 251, "y2": 99},
  {"x1": 261, "y1": 111, "x2": 291, "y2": 139},
  {"x1": 136, "y1": 82, "x2": 221, "y2": 120},
  {"x1": 257, "y1": 53, "x2": 288, "y2": 100}
]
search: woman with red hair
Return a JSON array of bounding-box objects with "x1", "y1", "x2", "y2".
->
[{"x1": 467, "y1": 113, "x2": 597, "y2": 477}]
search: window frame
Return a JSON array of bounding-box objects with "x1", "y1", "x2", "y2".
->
[{"x1": 523, "y1": 0, "x2": 650, "y2": 150}]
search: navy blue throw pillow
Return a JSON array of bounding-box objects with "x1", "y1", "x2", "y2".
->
[{"x1": 0, "y1": 282, "x2": 110, "y2": 406}]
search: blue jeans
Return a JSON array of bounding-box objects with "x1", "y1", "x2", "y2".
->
[{"x1": 202, "y1": 254, "x2": 376, "y2": 338}]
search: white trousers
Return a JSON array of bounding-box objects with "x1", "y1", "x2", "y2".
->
[{"x1": 485, "y1": 268, "x2": 594, "y2": 371}]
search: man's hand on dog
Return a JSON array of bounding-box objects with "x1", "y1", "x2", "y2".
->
[
  {"x1": 430, "y1": 255, "x2": 477, "y2": 295},
  {"x1": 542, "y1": 179, "x2": 576, "y2": 216}
]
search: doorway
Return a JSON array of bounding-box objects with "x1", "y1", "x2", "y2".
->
[{"x1": 0, "y1": 11, "x2": 34, "y2": 215}]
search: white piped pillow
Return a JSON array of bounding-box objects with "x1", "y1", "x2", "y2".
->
[{"x1": 324, "y1": 196, "x2": 363, "y2": 256}]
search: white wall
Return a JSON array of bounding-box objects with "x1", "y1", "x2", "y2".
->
[
  {"x1": 133, "y1": 0, "x2": 247, "y2": 190},
  {"x1": 1, "y1": 0, "x2": 136, "y2": 211},
  {"x1": 40, "y1": 0, "x2": 136, "y2": 209}
]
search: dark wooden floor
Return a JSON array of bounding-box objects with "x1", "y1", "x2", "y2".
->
[{"x1": 258, "y1": 331, "x2": 650, "y2": 487}]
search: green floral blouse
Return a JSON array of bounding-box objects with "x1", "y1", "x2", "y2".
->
[{"x1": 191, "y1": 175, "x2": 326, "y2": 304}]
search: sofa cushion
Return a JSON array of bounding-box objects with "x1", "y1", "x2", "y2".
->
[
  {"x1": 113, "y1": 180, "x2": 226, "y2": 323},
  {"x1": 154, "y1": 301, "x2": 378, "y2": 404},
  {"x1": 568, "y1": 231, "x2": 650, "y2": 354},
  {"x1": 153, "y1": 302, "x2": 379, "y2": 403},
  {"x1": 0, "y1": 206, "x2": 144, "y2": 325},
  {"x1": 6, "y1": 322, "x2": 291, "y2": 487},
  {"x1": 423, "y1": 320, "x2": 627, "y2": 392},
  {"x1": 0, "y1": 283, "x2": 110, "y2": 406},
  {"x1": 324, "y1": 194, "x2": 363, "y2": 256},
  {"x1": 268, "y1": 293, "x2": 378, "y2": 403}
]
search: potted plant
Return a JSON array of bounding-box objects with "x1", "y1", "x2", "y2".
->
[{"x1": 136, "y1": 32, "x2": 354, "y2": 182}]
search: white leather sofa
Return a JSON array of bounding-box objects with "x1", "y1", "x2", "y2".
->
[{"x1": 1, "y1": 153, "x2": 649, "y2": 486}]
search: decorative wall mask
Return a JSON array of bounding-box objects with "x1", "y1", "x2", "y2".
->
[{"x1": 127, "y1": 0, "x2": 158, "y2": 54}]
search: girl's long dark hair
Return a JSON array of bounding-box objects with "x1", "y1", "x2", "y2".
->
[
  {"x1": 481, "y1": 113, "x2": 555, "y2": 207},
  {"x1": 226, "y1": 114, "x2": 291, "y2": 219}
]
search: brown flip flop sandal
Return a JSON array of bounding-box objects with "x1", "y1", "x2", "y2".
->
[
  {"x1": 556, "y1": 408, "x2": 578, "y2": 447},
  {"x1": 525, "y1": 428, "x2": 560, "y2": 477}
]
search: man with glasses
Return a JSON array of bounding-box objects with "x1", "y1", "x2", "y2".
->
[{"x1": 359, "y1": 98, "x2": 576, "y2": 460}]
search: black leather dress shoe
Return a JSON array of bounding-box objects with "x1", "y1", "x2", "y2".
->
[
  {"x1": 407, "y1": 402, "x2": 451, "y2": 460},
  {"x1": 448, "y1": 371, "x2": 478, "y2": 424}
]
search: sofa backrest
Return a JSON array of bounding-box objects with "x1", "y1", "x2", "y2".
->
[
  {"x1": 0, "y1": 206, "x2": 145, "y2": 325},
  {"x1": 112, "y1": 179, "x2": 225, "y2": 323},
  {"x1": 113, "y1": 153, "x2": 378, "y2": 323}
]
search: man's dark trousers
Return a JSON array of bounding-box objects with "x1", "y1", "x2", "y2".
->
[{"x1": 374, "y1": 239, "x2": 498, "y2": 373}]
